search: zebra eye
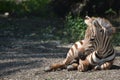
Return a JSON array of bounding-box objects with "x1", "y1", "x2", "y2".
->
[{"x1": 100, "y1": 29, "x2": 103, "y2": 32}]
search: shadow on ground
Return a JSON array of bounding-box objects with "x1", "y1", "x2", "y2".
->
[
  {"x1": 112, "y1": 65, "x2": 120, "y2": 70},
  {"x1": 0, "y1": 38, "x2": 69, "y2": 77},
  {"x1": 0, "y1": 38, "x2": 120, "y2": 78}
]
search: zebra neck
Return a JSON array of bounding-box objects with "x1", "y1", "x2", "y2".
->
[
  {"x1": 97, "y1": 36, "x2": 112, "y2": 53},
  {"x1": 96, "y1": 44, "x2": 114, "y2": 58}
]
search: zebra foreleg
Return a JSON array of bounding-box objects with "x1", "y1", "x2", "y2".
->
[
  {"x1": 44, "y1": 56, "x2": 74, "y2": 72},
  {"x1": 66, "y1": 58, "x2": 79, "y2": 71},
  {"x1": 44, "y1": 40, "x2": 85, "y2": 72},
  {"x1": 67, "y1": 63, "x2": 79, "y2": 71},
  {"x1": 77, "y1": 59, "x2": 90, "y2": 72}
]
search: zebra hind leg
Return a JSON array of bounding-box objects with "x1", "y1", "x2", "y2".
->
[{"x1": 93, "y1": 61, "x2": 113, "y2": 70}]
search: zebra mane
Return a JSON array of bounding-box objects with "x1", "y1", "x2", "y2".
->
[{"x1": 95, "y1": 18, "x2": 116, "y2": 36}]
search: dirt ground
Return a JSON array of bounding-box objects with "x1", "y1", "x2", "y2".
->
[{"x1": 0, "y1": 38, "x2": 120, "y2": 80}]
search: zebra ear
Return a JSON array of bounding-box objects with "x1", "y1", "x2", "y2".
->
[
  {"x1": 84, "y1": 16, "x2": 93, "y2": 27},
  {"x1": 100, "y1": 18, "x2": 116, "y2": 36},
  {"x1": 85, "y1": 16, "x2": 90, "y2": 19}
]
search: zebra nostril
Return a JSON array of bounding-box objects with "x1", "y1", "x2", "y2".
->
[{"x1": 90, "y1": 38, "x2": 94, "y2": 41}]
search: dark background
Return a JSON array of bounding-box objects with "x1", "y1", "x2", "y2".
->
[{"x1": 0, "y1": 0, "x2": 120, "y2": 45}]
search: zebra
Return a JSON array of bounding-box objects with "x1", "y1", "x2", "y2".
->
[
  {"x1": 44, "y1": 16, "x2": 116, "y2": 72},
  {"x1": 77, "y1": 16, "x2": 116, "y2": 71}
]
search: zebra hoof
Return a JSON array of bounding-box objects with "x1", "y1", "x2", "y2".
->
[
  {"x1": 78, "y1": 65, "x2": 85, "y2": 72},
  {"x1": 93, "y1": 65, "x2": 101, "y2": 70},
  {"x1": 67, "y1": 65, "x2": 76, "y2": 71},
  {"x1": 44, "y1": 66, "x2": 52, "y2": 72}
]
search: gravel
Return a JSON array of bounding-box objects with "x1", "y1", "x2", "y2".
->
[{"x1": 0, "y1": 39, "x2": 120, "y2": 80}]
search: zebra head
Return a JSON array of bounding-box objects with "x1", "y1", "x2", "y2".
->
[
  {"x1": 79, "y1": 16, "x2": 115, "y2": 59},
  {"x1": 84, "y1": 16, "x2": 115, "y2": 37}
]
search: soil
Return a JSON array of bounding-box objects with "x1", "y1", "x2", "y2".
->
[{"x1": 0, "y1": 38, "x2": 120, "y2": 80}]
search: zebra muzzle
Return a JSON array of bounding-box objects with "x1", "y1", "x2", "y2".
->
[{"x1": 78, "y1": 52, "x2": 87, "y2": 60}]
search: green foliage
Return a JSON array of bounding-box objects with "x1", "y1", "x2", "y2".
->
[
  {"x1": 20, "y1": 0, "x2": 52, "y2": 16},
  {"x1": 63, "y1": 13, "x2": 86, "y2": 42},
  {"x1": 105, "y1": 8, "x2": 117, "y2": 18},
  {"x1": 112, "y1": 32, "x2": 120, "y2": 46},
  {"x1": 105, "y1": 8, "x2": 117, "y2": 15}
]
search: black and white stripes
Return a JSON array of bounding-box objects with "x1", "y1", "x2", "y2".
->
[{"x1": 84, "y1": 17, "x2": 116, "y2": 70}]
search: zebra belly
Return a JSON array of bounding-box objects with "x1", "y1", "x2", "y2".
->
[{"x1": 87, "y1": 51, "x2": 115, "y2": 65}]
